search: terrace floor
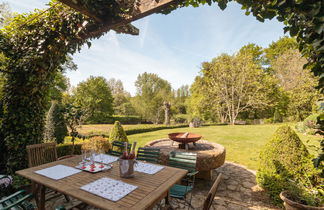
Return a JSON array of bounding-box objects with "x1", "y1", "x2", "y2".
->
[{"x1": 44, "y1": 162, "x2": 278, "y2": 210}]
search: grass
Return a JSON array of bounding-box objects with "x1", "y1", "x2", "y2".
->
[
  {"x1": 127, "y1": 123, "x2": 321, "y2": 170},
  {"x1": 67, "y1": 123, "x2": 321, "y2": 171}
]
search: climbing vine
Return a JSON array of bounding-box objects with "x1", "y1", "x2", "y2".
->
[{"x1": 0, "y1": 0, "x2": 322, "y2": 174}]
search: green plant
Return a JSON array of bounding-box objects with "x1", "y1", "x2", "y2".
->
[
  {"x1": 256, "y1": 125, "x2": 320, "y2": 205},
  {"x1": 273, "y1": 109, "x2": 283, "y2": 123},
  {"x1": 109, "y1": 121, "x2": 128, "y2": 142},
  {"x1": 44, "y1": 101, "x2": 68, "y2": 144},
  {"x1": 56, "y1": 142, "x2": 82, "y2": 157}
]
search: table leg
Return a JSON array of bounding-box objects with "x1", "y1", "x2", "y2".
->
[
  {"x1": 39, "y1": 185, "x2": 46, "y2": 210},
  {"x1": 34, "y1": 183, "x2": 46, "y2": 210}
]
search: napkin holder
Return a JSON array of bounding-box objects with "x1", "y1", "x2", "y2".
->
[{"x1": 119, "y1": 159, "x2": 135, "y2": 178}]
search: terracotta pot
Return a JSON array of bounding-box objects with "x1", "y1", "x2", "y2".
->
[{"x1": 280, "y1": 191, "x2": 324, "y2": 210}]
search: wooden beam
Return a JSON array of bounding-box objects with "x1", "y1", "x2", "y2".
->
[
  {"x1": 59, "y1": 0, "x2": 182, "y2": 38},
  {"x1": 58, "y1": 0, "x2": 104, "y2": 22}
]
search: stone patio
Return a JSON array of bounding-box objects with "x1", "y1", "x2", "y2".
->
[{"x1": 43, "y1": 161, "x2": 279, "y2": 210}]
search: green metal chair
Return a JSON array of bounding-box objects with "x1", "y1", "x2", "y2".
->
[
  {"x1": 136, "y1": 147, "x2": 160, "y2": 163},
  {"x1": 108, "y1": 141, "x2": 132, "y2": 157},
  {"x1": 168, "y1": 151, "x2": 198, "y2": 209},
  {"x1": 0, "y1": 190, "x2": 34, "y2": 210}
]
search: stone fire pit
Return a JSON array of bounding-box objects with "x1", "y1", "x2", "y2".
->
[{"x1": 145, "y1": 139, "x2": 226, "y2": 180}]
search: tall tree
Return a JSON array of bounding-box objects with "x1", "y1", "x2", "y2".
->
[
  {"x1": 134, "y1": 72, "x2": 172, "y2": 123},
  {"x1": 193, "y1": 52, "x2": 274, "y2": 125},
  {"x1": 73, "y1": 76, "x2": 113, "y2": 123},
  {"x1": 107, "y1": 78, "x2": 134, "y2": 115},
  {"x1": 272, "y1": 49, "x2": 319, "y2": 120}
]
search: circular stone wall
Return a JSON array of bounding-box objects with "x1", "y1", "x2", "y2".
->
[{"x1": 145, "y1": 139, "x2": 226, "y2": 179}]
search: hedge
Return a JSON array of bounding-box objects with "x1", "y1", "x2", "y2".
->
[
  {"x1": 56, "y1": 143, "x2": 82, "y2": 157},
  {"x1": 78, "y1": 124, "x2": 189, "y2": 138}
]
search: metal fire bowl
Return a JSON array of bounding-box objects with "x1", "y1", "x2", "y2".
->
[{"x1": 168, "y1": 132, "x2": 202, "y2": 144}]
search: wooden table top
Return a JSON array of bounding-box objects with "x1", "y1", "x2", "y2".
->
[{"x1": 16, "y1": 155, "x2": 187, "y2": 210}]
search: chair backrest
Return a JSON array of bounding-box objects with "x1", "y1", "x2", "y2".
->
[
  {"x1": 109, "y1": 141, "x2": 132, "y2": 157},
  {"x1": 168, "y1": 151, "x2": 197, "y2": 173},
  {"x1": 136, "y1": 147, "x2": 160, "y2": 163},
  {"x1": 26, "y1": 142, "x2": 58, "y2": 168},
  {"x1": 202, "y1": 173, "x2": 222, "y2": 210}
]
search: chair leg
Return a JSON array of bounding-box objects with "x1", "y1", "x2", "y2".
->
[{"x1": 64, "y1": 194, "x2": 70, "y2": 202}]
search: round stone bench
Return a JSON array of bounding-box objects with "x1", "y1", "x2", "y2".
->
[{"x1": 145, "y1": 139, "x2": 226, "y2": 180}]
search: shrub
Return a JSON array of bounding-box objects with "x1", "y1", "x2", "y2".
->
[
  {"x1": 82, "y1": 136, "x2": 111, "y2": 153},
  {"x1": 273, "y1": 109, "x2": 283, "y2": 123},
  {"x1": 56, "y1": 143, "x2": 82, "y2": 157},
  {"x1": 256, "y1": 125, "x2": 320, "y2": 205},
  {"x1": 295, "y1": 113, "x2": 320, "y2": 134},
  {"x1": 44, "y1": 101, "x2": 68, "y2": 144},
  {"x1": 173, "y1": 114, "x2": 189, "y2": 124},
  {"x1": 109, "y1": 121, "x2": 128, "y2": 142}
]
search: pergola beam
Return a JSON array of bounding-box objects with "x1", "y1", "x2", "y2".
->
[{"x1": 58, "y1": 0, "x2": 182, "y2": 38}]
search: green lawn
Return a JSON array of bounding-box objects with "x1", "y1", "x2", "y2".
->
[{"x1": 127, "y1": 123, "x2": 321, "y2": 170}]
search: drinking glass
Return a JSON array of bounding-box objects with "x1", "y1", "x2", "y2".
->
[{"x1": 99, "y1": 149, "x2": 105, "y2": 168}]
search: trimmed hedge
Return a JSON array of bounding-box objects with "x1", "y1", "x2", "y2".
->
[
  {"x1": 256, "y1": 125, "x2": 319, "y2": 205},
  {"x1": 56, "y1": 143, "x2": 82, "y2": 157},
  {"x1": 77, "y1": 124, "x2": 189, "y2": 138},
  {"x1": 85, "y1": 115, "x2": 143, "y2": 125}
]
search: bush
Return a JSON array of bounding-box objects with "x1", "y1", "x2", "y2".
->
[
  {"x1": 173, "y1": 114, "x2": 189, "y2": 124},
  {"x1": 82, "y1": 136, "x2": 111, "y2": 152},
  {"x1": 56, "y1": 143, "x2": 82, "y2": 157},
  {"x1": 109, "y1": 121, "x2": 128, "y2": 142},
  {"x1": 44, "y1": 101, "x2": 68, "y2": 144},
  {"x1": 256, "y1": 125, "x2": 320, "y2": 205},
  {"x1": 273, "y1": 109, "x2": 283, "y2": 123},
  {"x1": 295, "y1": 113, "x2": 320, "y2": 134}
]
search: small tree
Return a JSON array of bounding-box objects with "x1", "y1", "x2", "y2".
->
[
  {"x1": 63, "y1": 104, "x2": 84, "y2": 154},
  {"x1": 109, "y1": 121, "x2": 128, "y2": 143},
  {"x1": 256, "y1": 125, "x2": 319, "y2": 205},
  {"x1": 44, "y1": 101, "x2": 68, "y2": 144}
]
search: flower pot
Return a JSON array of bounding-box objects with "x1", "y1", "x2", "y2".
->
[
  {"x1": 280, "y1": 192, "x2": 324, "y2": 210},
  {"x1": 119, "y1": 159, "x2": 135, "y2": 178}
]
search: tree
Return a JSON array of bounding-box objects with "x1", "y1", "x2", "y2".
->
[
  {"x1": 194, "y1": 52, "x2": 274, "y2": 125},
  {"x1": 73, "y1": 76, "x2": 114, "y2": 123},
  {"x1": 134, "y1": 72, "x2": 172, "y2": 123},
  {"x1": 44, "y1": 101, "x2": 68, "y2": 144},
  {"x1": 272, "y1": 49, "x2": 319, "y2": 120},
  {"x1": 107, "y1": 78, "x2": 135, "y2": 115},
  {"x1": 173, "y1": 85, "x2": 190, "y2": 114},
  {"x1": 0, "y1": 2, "x2": 12, "y2": 28},
  {"x1": 264, "y1": 37, "x2": 298, "y2": 66}
]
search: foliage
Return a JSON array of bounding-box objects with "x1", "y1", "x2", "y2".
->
[
  {"x1": 191, "y1": 51, "x2": 275, "y2": 125},
  {"x1": 134, "y1": 72, "x2": 172, "y2": 123},
  {"x1": 81, "y1": 136, "x2": 111, "y2": 152},
  {"x1": 272, "y1": 48, "x2": 319, "y2": 121},
  {"x1": 256, "y1": 125, "x2": 321, "y2": 205},
  {"x1": 44, "y1": 101, "x2": 68, "y2": 144},
  {"x1": 273, "y1": 109, "x2": 282, "y2": 123},
  {"x1": 76, "y1": 123, "x2": 189, "y2": 138},
  {"x1": 109, "y1": 121, "x2": 128, "y2": 142},
  {"x1": 73, "y1": 76, "x2": 114, "y2": 123},
  {"x1": 56, "y1": 142, "x2": 82, "y2": 157}
]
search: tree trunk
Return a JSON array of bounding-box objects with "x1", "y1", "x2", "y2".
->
[{"x1": 163, "y1": 101, "x2": 171, "y2": 125}]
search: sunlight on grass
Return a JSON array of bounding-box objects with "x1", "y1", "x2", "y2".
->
[{"x1": 127, "y1": 123, "x2": 321, "y2": 170}]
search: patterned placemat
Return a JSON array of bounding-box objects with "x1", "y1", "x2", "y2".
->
[
  {"x1": 81, "y1": 177, "x2": 137, "y2": 201},
  {"x1": 134, "y1": 162, "x2": 164, "y2": 175}
]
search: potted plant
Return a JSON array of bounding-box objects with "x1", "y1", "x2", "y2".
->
[{"x1": 280, "y1": 179, "x2": 324, "y2": 210}]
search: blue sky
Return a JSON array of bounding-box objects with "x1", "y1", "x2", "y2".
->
[{"x1": 7, "y1": 0, "x2": 285, "y2": 95}]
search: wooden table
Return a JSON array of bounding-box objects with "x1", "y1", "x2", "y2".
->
[{"x1": 16, "y1": 155, "x2": 187, "y2": 210}]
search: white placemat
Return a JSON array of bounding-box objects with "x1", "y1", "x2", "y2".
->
[
  {"x1": 81, "y1": 177, "x2": 137, "y2": 201},
  {"x1": 35, "y1": 165, "x2": 81, "y2": 180},
  {"x1": 88, "y1": 154, "x2": 119, "y2": 164},
  {"x1": 134, "y1": 162, "x2": 164, "y2": 175}
]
